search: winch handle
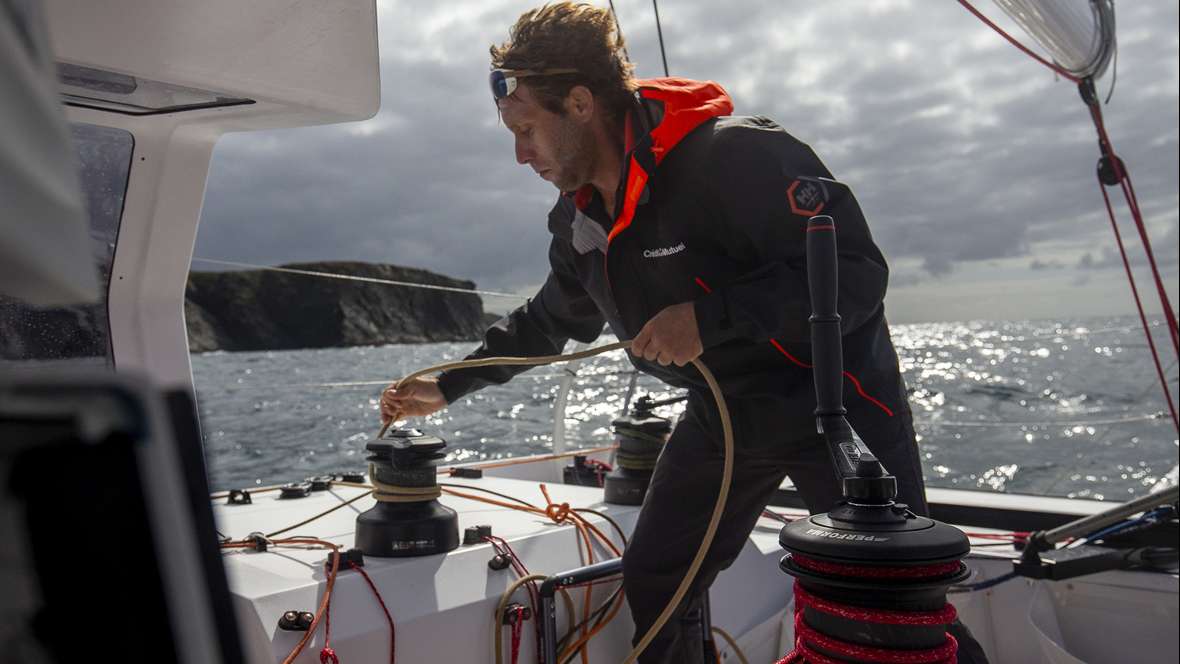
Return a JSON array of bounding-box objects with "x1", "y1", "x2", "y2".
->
[
  {"x1": 806, "y1": 215, "x2": 844, "y2": 420},
  {"x1": 806, "y1": 215, "x2": 880, "y2": 481}
]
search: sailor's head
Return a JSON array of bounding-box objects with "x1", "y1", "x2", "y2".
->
[{"x1": 489, "y1": 2, "x2": 634, "y2": 191}]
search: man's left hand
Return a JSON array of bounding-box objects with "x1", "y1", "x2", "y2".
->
[{"x1": 630, "y1": 302, "x2": 704, "y2": 366}]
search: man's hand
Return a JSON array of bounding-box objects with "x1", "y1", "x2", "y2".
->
[
  {"x1": 380, "y1": 376, "x2": 447, "y2": 425},
  {"x1": 630, "y1": 302, "x2": 704, "y2": 367}
]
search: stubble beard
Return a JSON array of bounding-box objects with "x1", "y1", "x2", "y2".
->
[{"x1": 550, "y1": 117, "x2": 596, "y2": 193}]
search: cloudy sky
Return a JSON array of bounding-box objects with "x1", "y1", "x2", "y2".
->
[{"x1": 193, "y1": 1, "x2": 1179, "y2": 324}]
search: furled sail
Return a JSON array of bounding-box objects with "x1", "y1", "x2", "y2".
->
[{"x1": 991, "y1": 0, "x2": 1116, "y2": 78}]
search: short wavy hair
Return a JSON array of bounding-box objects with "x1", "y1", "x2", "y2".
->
[{"x1": 491, "y1": 2, "x2": 636, "y2": 124}]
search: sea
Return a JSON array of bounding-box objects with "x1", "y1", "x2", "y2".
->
[{"x1": 194, "y1": 315, "x2": 1178, "y2": 501}]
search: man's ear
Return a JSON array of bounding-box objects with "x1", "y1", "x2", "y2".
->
[{"x1": 565, "y1": 85, "x2": 595, "y2": 123}]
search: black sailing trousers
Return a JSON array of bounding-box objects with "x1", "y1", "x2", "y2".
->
[{"x1": 620, "y1": 389, "x2": 932, "y2": 664}]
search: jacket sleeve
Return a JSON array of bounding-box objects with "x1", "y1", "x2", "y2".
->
[
  {"x1": 436, "y1": 237, "x2": 605, "y2": 404},
  {"x1": 693, "y1": 126, "x2": 889, "y2": 347}
]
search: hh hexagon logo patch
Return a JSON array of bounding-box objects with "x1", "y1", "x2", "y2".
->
[{"x1": 787, "y1": 179, "x2": 826, "y2": 217}]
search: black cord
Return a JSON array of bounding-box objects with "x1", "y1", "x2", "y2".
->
[
  {"x1": 555, "y1": 586, "x2": 624, "y2": 658},
  {"x1": 607, "y1": 0, "x2": 631, "y2": 64},
  {"x1": 438, "y1": 482, "x2": 538, "y2": 509},
  {"x1": 652, "y1": 0, "x2": 669, "y2": 77},
  {"x1": 949, "y1": 570, "x2": 1018, "y2": 594}
]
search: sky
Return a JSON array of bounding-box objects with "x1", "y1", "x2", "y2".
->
[{"x1": 193, "y1": 1, "x2": 1179, "y2": 324}]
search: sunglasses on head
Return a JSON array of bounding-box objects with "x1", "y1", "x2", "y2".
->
[{"x1": 489, "y1": 68, "x2": 579, "y2": 101}]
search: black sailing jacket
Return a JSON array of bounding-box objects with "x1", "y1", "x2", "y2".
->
[{"x1": 438, "y1": 78, "x2": 910, "y2": 440}]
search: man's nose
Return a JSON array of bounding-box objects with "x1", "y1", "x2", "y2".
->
[{"x1": 515, "y1": 139, "x2": 532, "y2": 165}]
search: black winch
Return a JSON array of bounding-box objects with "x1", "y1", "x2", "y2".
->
[
  {"x1": 355, "y1": 427, "x2": 459, "y2": 557},
  {"x1": 776, "y1": 214, "x2": 976, "y2": 663},
  {"x1": 602, "y1": 395, "x2": 677, "y2": 505}
]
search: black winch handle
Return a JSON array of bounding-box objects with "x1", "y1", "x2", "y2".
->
[
  {"x1": 806, "y1": 215, "x2": 845, "y2": 421},
  {"x1": 805, "y1": 215, "x2": 879, "y2": 481}
]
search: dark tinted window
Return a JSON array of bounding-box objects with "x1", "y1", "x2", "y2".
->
[{"x1": 0, "y1": 124, "x2": 133, "y2": 367}]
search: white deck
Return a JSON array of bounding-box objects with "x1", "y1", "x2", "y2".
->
[
  {"x1": 214, "y1": 461, "x2": 801, "y2": 663},
  {"x1": 213, "y1": 453, "x2": 1179, "y2": 664}
]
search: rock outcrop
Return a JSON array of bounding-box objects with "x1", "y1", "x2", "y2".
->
[{"x1": 185, "y1": 262, "x2": 490, "y2": 352}]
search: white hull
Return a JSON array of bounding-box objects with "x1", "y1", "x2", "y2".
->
[{"x1": 212, "y1": 450, "x2": 1179, "y2": 663}]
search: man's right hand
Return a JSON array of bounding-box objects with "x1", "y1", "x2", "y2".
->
[{"x1": 380, "y1": 376, "x2": 447, "y2": 425}]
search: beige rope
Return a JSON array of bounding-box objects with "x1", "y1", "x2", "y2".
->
[
  {"x1": 379, "y1": 340, "x2": 733, "y2": 663},
  {"x1": 493, "y1": 573, "x2": 550, "y2": 664},
  {"x1": 378, "y1": 341, "x2": 632, "y2": 438},
  {"x1": 369, "y1": 465, "x2": 443, "y2": 502}
]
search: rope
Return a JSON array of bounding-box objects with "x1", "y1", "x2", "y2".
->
[
  {"x1": 509, "y1": 606, "x2": 526, "y2": 664},
  {"x1": 957, "y1": 0, "x2": 1178, "y2": 434},
  {"x1": 949, "y1": 571, "x2": 1019, "y2": 594},
  {"x1": 349, "y1": 561, "x2": 397, "y2": 663},
  {"x1": 954, "y1": 0, "x2": 1081, "y2": 82},
  {"x1": 369, "y1": 466, "x2": 443, "y2": 503},
  {"x1": 777, "y1": 554, "x2": 965, "y2": 664},
  {"x1": 1085, "y1": 99, "x2": 1179, "y2": 353},
  {"x1": 219, "y1": 537, "x2": 342, "y2": 664},
  {"x1": 319, "y1": 585, "x2": 338, "y2": 664},
  {"x1": 651, "y1": 0, "x2": 669, "y2": 77},
  {"x1": 494, "y1": 574, "x2": 548, "y2": 664},
  {"x1": 916, "y1": 412, "x2": 1165, "y2": 428},
  {"x1": 607, "y1": 0, "x2": 631, "y2": 64},
  {"x1": 191, "y1": 257, "x2": 527, "y2": 300},
  {"x1": 379, "y1": 341, "x2": 632, "y2": 438},
  {"x1": 380, "y1": 340, "x2": 733, "y2": 662},
  {"x1": 266, "y1": 490, "x2": 373, "y2": 539},
  {"x1": 1091, "y1": 136, "x2": 1178, "y2": 432}
]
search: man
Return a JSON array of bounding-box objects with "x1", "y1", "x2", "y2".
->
[{"x1": 381, "y1": 3, "x2": 967, "y2": 662}]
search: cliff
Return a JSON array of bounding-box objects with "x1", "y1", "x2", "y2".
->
[{"x1": 185, "y1": 262, "x2": 490, "y2": 352}]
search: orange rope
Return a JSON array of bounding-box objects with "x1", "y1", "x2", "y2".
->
[
  {"x1": 539, "y1": 483, "x2": 596, "y2": 664},
  {"x1": 444, "y1": 483, "x2": 626, "y2": 661},
  {"x1": 220, "y1": 537, "x2": 342, "y2": 664},
  {"x1": 441, "y1": 486, "x2": 622, "y2": 558}
]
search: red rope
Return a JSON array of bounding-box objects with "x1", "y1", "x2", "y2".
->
[
  {"x1": 319, "y1": 591, "x2": 339, "y2": 664},
  {"x1": 957, "y1": 0, "x2": 1179, "y2": 432},
  {"x1": 1094, "y1": 173, "x2": 1179, "y2": 432},
  {"x1": 1087, "y1": 100, "x2": 1180, "y2": 356},
  {"x1": 790, "y1": 609, "x2": 958, "y2": 664},
  {"x1": 792, "y1": 554, "x2": 963, "y2": 580},
  {"x1": 509, "y1": 606, "x2": 526, "y2": 664},
  {"x1": 793, "y1": 584, "x2": 958, "y2": 627},
  {"x1": 348, "y1": 562, "x2": 397, "y2": 664},
  {"x1": 778, "y1": 557, "x2": 963, "y2": 664},
  {"x1": 485, "y1": 535, "x2": 543, "y2": 658},
  {"x1": 585, "y1": 458, "x2": 612, "y2": 487},
  {"x1": 954, "y1": 0, "x2": 1080, "y2": 82}
]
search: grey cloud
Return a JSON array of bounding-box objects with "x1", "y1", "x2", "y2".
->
[
  {"x1": 193, "y1": 1, "x2": 1178, "y2": 321},
  {"x1": 1029, "y1": 259, "x2": 1064, "y2": 270}
]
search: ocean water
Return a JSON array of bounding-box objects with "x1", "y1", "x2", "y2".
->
[{"x1": 194, "y1": 316, "x2": 1178, "y2": 501}]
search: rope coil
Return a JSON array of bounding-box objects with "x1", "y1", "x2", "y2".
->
[
  {"x1": 369, "y1": 466, "x2": 443, "y2": 502},
  {"x1": 778, "y1": 556, "x2": 963, "y2": 664}
]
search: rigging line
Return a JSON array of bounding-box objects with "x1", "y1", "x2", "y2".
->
[
  {"x1": 1043, "y1": 356, "x2": 1179, "y2": 496},
  {"x1": 955, "y1": 0, "x2": 1080, "y2": 82},
  {"x1": 651, "y1": 0, "x2": 669, "y2": 77},
  {"x1": 915, "y1": 412, "x2": 1166, "y2": 428},
  {"x1": 1025, "y1": 320, "x2": 1162, "y2": 339},
  {"x1": 190, "y1": 257, "x2": 528, "y2": 300},
  {"x1": 216, "y1": 369, "x2": 645, "y2": 391},
  {"x1": 1086, "y1": 97, "x2": 1180, "y2": 353},
  {"x1": 607, "y1": 0, "x2": 631, "y2": 64},
  {"x1": 1095, "y1": 172, "x2": 1179, "y2": 431}
]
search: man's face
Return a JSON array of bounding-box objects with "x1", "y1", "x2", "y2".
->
[{"x1": 498, "y1": 84, "x2": 594, "y2": 192}]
